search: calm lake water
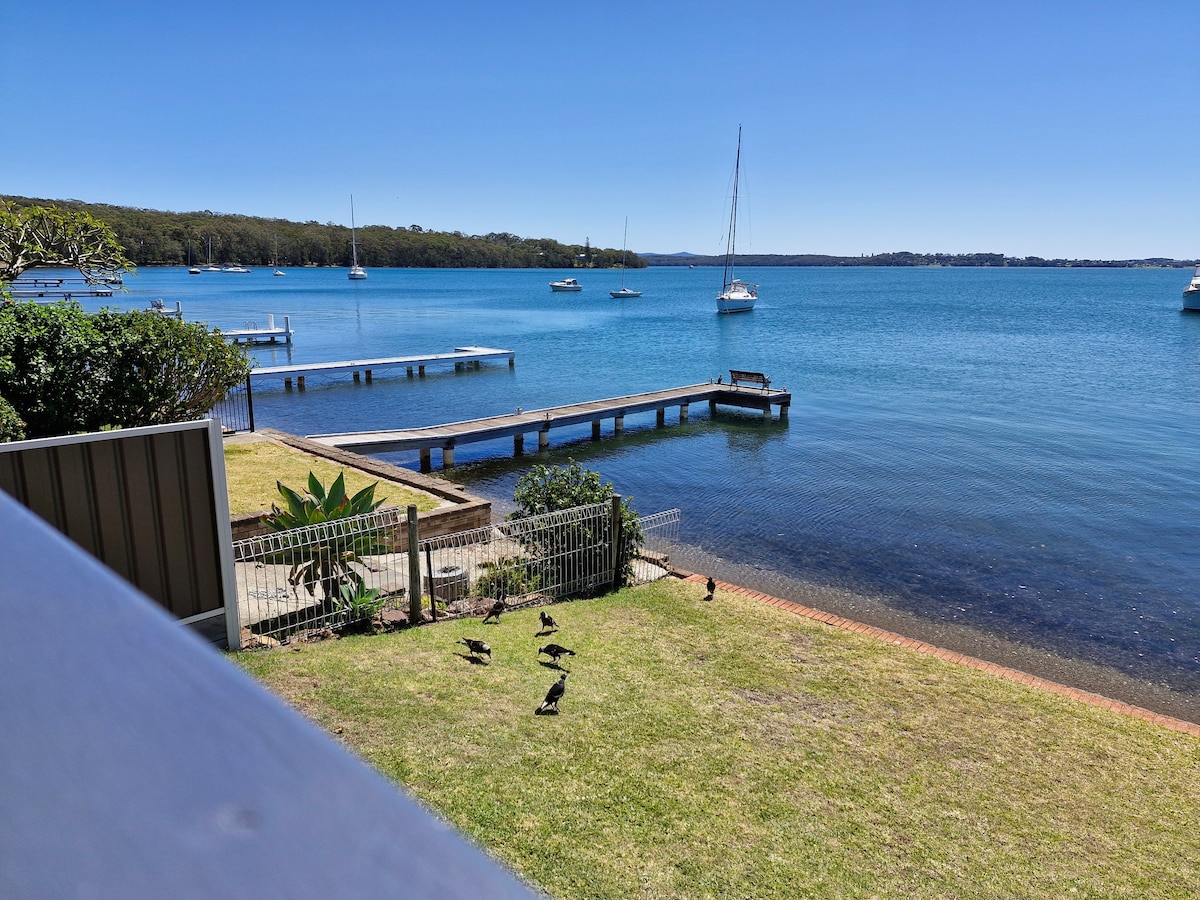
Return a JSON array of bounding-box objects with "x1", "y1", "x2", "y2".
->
[{"x1": 80, "y1": 265, "x2": 1200, "y2": 711}]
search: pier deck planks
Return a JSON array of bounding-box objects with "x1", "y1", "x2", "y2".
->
[
  {"x1": 308, "y1": 382, "x2": 791, "y2": 465},
  {"x1": 248, "y1": 346, "x2": 514, "y2": 385}
]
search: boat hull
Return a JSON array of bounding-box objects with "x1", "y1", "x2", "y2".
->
[
  {"x1": 610, "y1": 289, "x2": 642, "y2": 298},
  {"x1": 550, "y1": 279, "x2": 581, "y2": 292},
  {"x1": 717, "y1": 295, "x2": 756, "y2": 313},
  {"x1": 717, "y1": 281, "x2": 758, "y2": 314},
  {"x1": 1183, "y1": 287, "x2": 1200, "y2": 311},
  {"x1": 348, "y1": 266, "x2": 367, "y2": 280}
]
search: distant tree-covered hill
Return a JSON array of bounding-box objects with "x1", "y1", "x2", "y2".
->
[
  {"x1": 640, "y1": 250, "x2": 1197, "y2": 268},
  {"x1": 1, "y1": 196, "x2": 647, "y2": 271}
]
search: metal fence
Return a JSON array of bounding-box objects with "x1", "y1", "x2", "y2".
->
[
  {"x1": 233, "y1": 502, "x2": 681, "y2": 644},
  {"x1": 209, "y1": 375, "x2": 254, "y2": 434}
]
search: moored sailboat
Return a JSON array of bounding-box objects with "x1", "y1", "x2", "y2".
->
[
  {"x1": 716, "y1": 126, "x2": 757, "y2": 314},
  {"x1": 610, "y1": 217, "x2": 642, "y2": 298},
  {"x1": 348, "y1": 196, "x2": 367, "y2": 280}
]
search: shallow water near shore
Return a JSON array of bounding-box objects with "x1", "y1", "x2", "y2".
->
[{"x1": 82, "y1": 264, "x2": 1200, "y2": 720}]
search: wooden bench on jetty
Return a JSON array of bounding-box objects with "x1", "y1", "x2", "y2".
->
[
  {"x1": 249, "y1": 346, "x2": 515, "y2": 390},
  {"x1": 728, "y1": 369, "x2": 770, "y2": 390},
  {"x1": 308, "y1": 380, "x2": 791, "y2": 471}
]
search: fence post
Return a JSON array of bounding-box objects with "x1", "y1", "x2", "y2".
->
[
  {"x1": 407, "y1": 505, "x2": 422, "y2": 624},
  {"x1": 610, "y1": 494, "x2": 623, "y2": 590},
  {"x1": 424, "y1": 545, "x2": 437, "y2": 622},
  {"x1": 245, "y1": 374, "x2": 255, "y2": 432}
]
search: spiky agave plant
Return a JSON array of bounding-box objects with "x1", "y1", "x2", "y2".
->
[{"x1": 261, "y1": 471, "x2": 388, "y2": 615}]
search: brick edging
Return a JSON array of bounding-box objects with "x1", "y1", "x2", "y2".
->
[{"x1": 681, "y1": 574, "x2": 1200, "y2": 737}]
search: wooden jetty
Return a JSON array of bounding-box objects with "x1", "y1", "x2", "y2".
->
[
  {"x1": 8, "y1": 276, "x2": 118, "y2": 300},
  {"x1": 249, "y1": 346, "x2": 515, "y2": 390},
  {"x1": 308, "y1": 380, "x2": 791, "y2": 470},
  {"x1": 222, "y1": 314, "x2": 293, "y2": 345}
]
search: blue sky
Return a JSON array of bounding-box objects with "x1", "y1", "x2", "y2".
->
[{"x1": 4, "y1": 1, "x2": 1197, "y2": 259}]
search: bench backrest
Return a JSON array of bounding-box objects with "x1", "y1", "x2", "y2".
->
[{"x1": 729, "y1": 370, "x2": 770, "y2": 388}]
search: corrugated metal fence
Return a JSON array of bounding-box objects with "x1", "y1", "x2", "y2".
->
[{"x1": 0, "y1": 420, "x2": 238, "y2": 646}]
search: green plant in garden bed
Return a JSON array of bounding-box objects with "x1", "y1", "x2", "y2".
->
[
  {"x1": 260, "y1": 471, "x2": 388, "y2": 616},
  {"x1": 472, "y1": 555, "x2": 540, "y2": 599}
]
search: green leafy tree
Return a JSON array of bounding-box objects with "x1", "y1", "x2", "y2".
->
[
  {"x1": 261, "y1": 472, "x2": 389, "y2": 617},
  {"x1": 0, "y1": 300, "x2": 250, "y2": 439},
  {"x1": 0, "y1": 395, "x2": 25, "y2": 442},
  {"x1": 509, "y1": 460, "x2": 644, "y2": 592},
  {"x1": 0, "y1": 202, "x2": 135, "y2": 284}
]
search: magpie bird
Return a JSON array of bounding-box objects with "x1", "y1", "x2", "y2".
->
[
  {"x1": 538, "y1": 610, "x2": 558, "y2": 632},
  {"x1": 482, "y1": 593, "x2": 507, "y2": 624},
  {"x1": 536, "y1": 673, "x2": 568, "y2": 714},
  {"x1": 455, "y1": 638, "x2": 491, "y2": 660},
  {"x1": 537, "y1": 643, "x2": 575, "y2": 665}
]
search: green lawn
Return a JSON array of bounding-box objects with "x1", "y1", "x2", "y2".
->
[
  {"x1": 223, "y1": 439, "x2": 441, "y2": 517},
  {"x1": 236, "y1": 578, "x2": 1199, "y2": 899}
]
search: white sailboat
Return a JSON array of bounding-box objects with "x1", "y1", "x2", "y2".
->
[
  {"x1": 273, "y1": 235, "x2": 285, "y2": 276},
  {"x1": 609, "y1": 217, "x2": 642, "y2": 298},
  {"x1": 201, "y1": 236, "x2": 221, "y2": 272},
  {"x1": 716, "y1": 126, "x2": 757, "y2": 314},
  {"x1": 348, "y1": 196, "x2": 367, "y2": 280},
  {"x1": 1183, "y1": 265, "x2": 1200, "y2": 311}
]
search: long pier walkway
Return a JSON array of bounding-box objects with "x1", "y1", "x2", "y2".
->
[
  {"x1": 249, "y1": 346, "x2": 515, "y2": 389},
  {"x1": 308, "y1": 382, "x2": 791, "y2": 470}
]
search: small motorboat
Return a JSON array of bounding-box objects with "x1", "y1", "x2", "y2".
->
[
  {"x1": 550, "y1": 278, "x2": 582, "y2": 292},
  {"x1": 1183, "y1": 265, "x2": 1200, "y2": 311}
]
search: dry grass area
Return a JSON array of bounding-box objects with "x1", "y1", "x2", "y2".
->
[
  {"x1": 223, "y1": 439, "x2": 442, "y2": 517},
  {"x1": 236, "y1": 578, "x2": 1200, "y2": 899}
]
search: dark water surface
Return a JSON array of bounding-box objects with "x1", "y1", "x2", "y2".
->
[{"x1": 94, "y1": 265, "x2": 1200, "y2": 719}]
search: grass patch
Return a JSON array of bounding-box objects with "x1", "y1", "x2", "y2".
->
[
  {"x1": 236, "y1": 579, "x2": 1200, "y2": 899},
  {"x1": 223, "y1": 440, "x2": 441, "y2": 517}
]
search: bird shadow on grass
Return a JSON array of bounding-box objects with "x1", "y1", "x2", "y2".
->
[
  {"x1": 533, "y1": 707, "x2": 560, "y2": 716},
  {"x1": 538, "y1": 660, "x2": 569, "y2": 671},
  {"x1": 455, "y1": 652, "x2": 490, "y2": 665},
  {"x1": 535, "y1": 628, "x2": 558, "y2": 637}
]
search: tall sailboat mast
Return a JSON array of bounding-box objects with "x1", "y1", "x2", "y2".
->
[
  {"x1": 715, "y1": 125, "x2": 757, "y2": 313},
  {"x1": 723, "y1": 126, "x2": 742, "y2": 292}
]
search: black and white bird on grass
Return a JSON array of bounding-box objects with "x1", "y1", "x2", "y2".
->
[
  {"x1": 455, "y1": 638, "x2": 491, "y2": 660},
  {"x1": 535, "y1": 673, "x2": 568, "y2": 714},
  {"x1": 538, "y1": 643, "x2": 575, "y2": 666},
  {"x1": 482, "y1": 593, "x2": 507, "y2": 624},
  {"x1": 705, "y1": 575, "x2": 716, "y2": 601},
  {"x1": 538, "y1": 610, "x2": 559, "y2": 633}
]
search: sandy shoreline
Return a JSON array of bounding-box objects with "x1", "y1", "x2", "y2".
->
[{"x1": 670, "y1": 544, "x2": 1199, "y2": 727}]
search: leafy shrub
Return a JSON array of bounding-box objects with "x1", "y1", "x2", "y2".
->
[
  {"x1": 509, "y1": 460, "x2": 644, "y2": 591},
  {"x1": 0, "y1": 395, "x2": 25, "y2": 442},
  {"x1": 0, "y1": 300, "x2": 250, "y2": 438}
]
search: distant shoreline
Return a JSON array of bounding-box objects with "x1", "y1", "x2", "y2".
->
[{"x1": 640, "y1": 251, "x2": 1200, "y2": 268}]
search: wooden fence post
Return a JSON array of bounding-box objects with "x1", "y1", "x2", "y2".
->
[{"x1": 407, "y1": 505, "x2": 422, "y2": 624}]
